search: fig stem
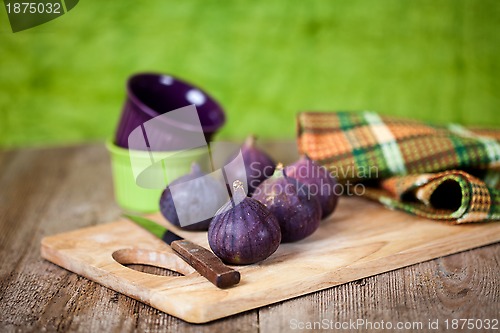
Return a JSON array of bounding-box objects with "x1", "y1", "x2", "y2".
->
[
  {"x1": 244, "y1": 135, "x2": 256, "y2": 148},
  {"x1": 272, "y1": 163, "x2": 284, "y2": 178},
  {"x1": 233, "y1": 180, "x2": 244, "y2": 190},
  {"x1": 232, "y1": 180, "x2": 247, "y2": 202}
]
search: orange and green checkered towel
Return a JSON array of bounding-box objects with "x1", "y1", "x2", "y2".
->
[{"x1": 297, "y1": 111, "x2": 500, "y2": 223}]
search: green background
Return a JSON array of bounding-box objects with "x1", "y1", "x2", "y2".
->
[{"x1": 1, "y1": 0, "x2": 499, "y2": 148}]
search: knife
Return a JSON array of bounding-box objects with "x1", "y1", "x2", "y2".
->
[{"x1": 123, "y1": 214, "x2": 241, "y2": 288}]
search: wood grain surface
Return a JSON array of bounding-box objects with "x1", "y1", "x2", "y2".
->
[
  {"x1": 0, "y1": 143, "x2": 499, "y2": 332},
  {"x1": 40, "y1": 195, "x2": 500, "y2": 323}
]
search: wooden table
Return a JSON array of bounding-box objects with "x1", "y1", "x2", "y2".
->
[{"x1": 0, "y1": 142, "x2": 498, "y2": 333}]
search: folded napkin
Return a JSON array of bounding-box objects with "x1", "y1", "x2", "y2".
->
[{"x1": 297, "y1": 111, "x2": 500, "y2": 223}]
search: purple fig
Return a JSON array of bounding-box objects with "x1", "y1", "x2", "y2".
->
[
  {"x1": 208, "y1": 180, "x2": 281, "y2": 265},
  {"x1": 160, "y1": 163, "x2": 227, "y2": 231},
  {"x1": 285, "y1": 155, "x2": 339, "y2": 218},
  {"x1": 252, "y1": 164, "x2": 321, "y2": 243},
  {"x1": 228, "y1": 135, "x2": 276, "y2": 195}
]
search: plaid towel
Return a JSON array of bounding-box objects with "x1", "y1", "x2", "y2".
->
[{"x1": 297, "y1": 111, "x2": 500, "y2": 223}]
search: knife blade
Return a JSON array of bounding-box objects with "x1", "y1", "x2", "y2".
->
[{"x1": 123, "y1": 214, "x2": 240, "y2": 288}]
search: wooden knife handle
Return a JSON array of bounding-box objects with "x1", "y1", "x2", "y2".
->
[{"x1": 171, "y1": 240, "x2": 241, "y2": 288}]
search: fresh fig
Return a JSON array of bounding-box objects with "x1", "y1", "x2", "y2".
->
[
  {"x1": 252, "y1": 164, "x2": 321, "y2": 243},
  {"x1": 159, "y1": 163, "x2": 227, "y2": 231},
  {"x1": 227, "y1": 135, "x2": 276, "y2": 195},
  {"x1": 208, "y1": 180, "x2": 281, "y2": 265},
  {"x1": 285, "y1": 155, "x2": 339, "y2": 218}
]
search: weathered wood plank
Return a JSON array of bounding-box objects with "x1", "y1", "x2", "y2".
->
[
  {"x1": 259, "y1": 245, "x2": 500, "y2": 333},
  {"x1": 0, "y1": 143, "x2": 498, "y2": 332},
  {"x1": 0, "y1": 144, "x2": 258, "y2": 333},
  {"x1": 39, "y1": 195, "x2": 500, "y2": 323}
]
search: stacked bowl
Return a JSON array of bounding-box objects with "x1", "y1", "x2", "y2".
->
[{"x1": 108, "y1": 73, "x2": 225, "y2": 212}]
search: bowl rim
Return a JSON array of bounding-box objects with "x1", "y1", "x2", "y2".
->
[
  {"x1": 126, "y1": 72, "x2": 226, "y2": 133},
  {"x1": 106, "y1": 140, "x2": 209, "y2": 158}
]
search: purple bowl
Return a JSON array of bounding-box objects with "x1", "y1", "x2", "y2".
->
[{"x1": 115, "y1": 73, "x2": 225, "y2": 149}]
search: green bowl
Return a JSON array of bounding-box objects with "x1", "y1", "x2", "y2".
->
[{"x1": 106, "y1": 140, "x2": 210, "y2": 213}]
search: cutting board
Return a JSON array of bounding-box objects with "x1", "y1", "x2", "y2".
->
[{"x1": 41, "y1": 196, "x2": 500, "y2": 323}]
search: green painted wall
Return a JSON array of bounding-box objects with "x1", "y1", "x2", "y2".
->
[{"x1": 1, "y1": 0, "x2": 499, "y2": 147}]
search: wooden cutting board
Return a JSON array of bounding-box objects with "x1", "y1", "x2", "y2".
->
[{"x1": 40, "y1": 196, "x2": 500, "y2": 323}]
